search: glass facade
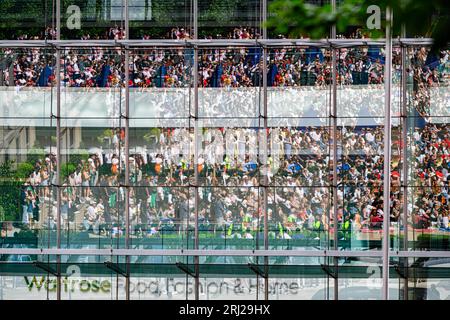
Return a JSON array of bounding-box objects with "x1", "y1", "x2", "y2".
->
[{"x1": 0, "y1": 0, "x2": 449, "y2": 301}]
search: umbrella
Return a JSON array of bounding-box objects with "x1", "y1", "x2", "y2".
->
[{"x1": 436, "y1": 171, "x2": 444, "y2": 178}]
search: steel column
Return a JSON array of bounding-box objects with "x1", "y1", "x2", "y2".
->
[
  {"x1": 193, "y1": 0, "x2": 200, "y2": 300},
  {"x1": 124, "y1": 0, "x2": 129, "y2": 40},
  {"x1": 382, "y1": 6, "x2": 393, "y2": 301},
  {"x1": 193, "y1": 0, "x2": 198, "y2": 40},
  {"x1": 262, "y1": 45, "x2": 269, "y2": 301},
  {"x1": 331, "y1": 0, "x2": 339, "y2": 301},
  {"x1": 262, "y1": 0, "x2": 267, "y2": 39},
  {"x1": 123, "y1": 0, "x2": 131, "y2": 301},
  {"x1": 401, "y1": 23, "x2": 409, "y2": 300},
  {"x1": 261, "y1": 0, "x2": 269, "y2": 301},
  {"x1": 55, "y1": 0, "x2": 61, "y2": 301}
]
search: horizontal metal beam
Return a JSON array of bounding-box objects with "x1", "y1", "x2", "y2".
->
[
  {"x1": 0, "y1": 38, "x2": 437, "y2": 48},
  {"x1": 0, "y1": 40, "x2": 51, "y2": 48},
  {"x1": 1, "y1": 248, "x2": 449, "y2": 258},
  {"x1": 394, "y1": 251, "x2": 450, "y2": 258},
  {"x1": 0, "y1": 248, "x2": 377, "y2": 256}
]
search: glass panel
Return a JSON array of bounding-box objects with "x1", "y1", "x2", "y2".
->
[
  {"x1": 267, "y1": 122, "x2": 331, "y2": 187},
  {"x1": 128, "y1": 187, "x2": 194, "y2": 250},
  {"x1": 129, "y1": 125, "x2": 192, "y2": 186},
  {"x1": 198, "y1": 47, "x2": 261, "y2": 117},
  {"x1": 406, "y1": 46, "x2": 450, "y2": 119},
  {"x1": 268, "y1": 187, "x2": 332, "y2": 251},
  {"x1": 268, "y1": 277, "x2": 330, "y2": 300},
  {"x1": 198, "y1": 0, "x2": 261, "y2": 39},
  {"x1": 199, "y1": 276, "x2": 261, "y2": 300},
  {"x1": 195, "y1": 126, "x2": 261, "y2": 187},
  {"x1": 267, "y1": 47, "x2": 332, "y2": 91},
  {"x1": 0, "y1": 119, "x2": 56, "y2": 248},
  {"x1": 267, "y1": 0, "x2": 329, "y2": 39},
  {"x1": 197, "y1": 187, "x2": 263, "y2": 250},
  {"x1": 0, "y1": 275, "x2": 58, "y2": 299},
  {"x1": 60, "y1": 119, "x2": 125, "y2": 187},
  {"x1": 61, "y1": 0, "x2": 125, "y2": 40},
  {"x1": 130, "y1": 0, "x2": 192, "y2": 39},
  {"x1": 0, "y1": 0, "x2": 55, "y2": 40},
  {"x1": 336, "y1": 258, "x2": 386, "y2": 300},
  {"x1": 61, "y1": 48, "x2": 125, "y2": 117},
  {"x1": 130, "y1": 276, "x2": 196, "y2": 300},
  {"x1": 0, "y1": 48, "x2": 56, "y2": 117}
]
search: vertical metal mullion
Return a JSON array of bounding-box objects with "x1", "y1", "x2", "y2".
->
[
  {"x1": 56, "y1": 0, "x2": 60, "y2": 40},
  {"x1": 330, "y1": 0, "x2": 338, "y2": 302},
  {"x1": 55, "y1": 0, "x2": 61, "y2": 301},
  {"x1": 124, "y1": 0, "x2": 129, "y2": 40},
  {"x1": 193, "y1": 53, "x2": 200, "y2": 300},
  {"x1": 124, "y1": 0, "x2": 131, "y2": 301},
  {"x1": 193, "y1": 0, "x2": 199, "y2": 300},
  {"x1": 262, "y1": 45, "x2": 269, "y2": 301},
  {"x1": 261, "y1": 0, "x2": 268, "y2": 301},
  {"x1": 193, "y1": 0, "x2": 198, "y2": 40},
  {"x1": 401, "y1": 24, "x2": 409, "y2": 300},
  {"x1": 262, "y1": 0, "x2": 267, "y2": 39},
  {"x1": 382, "y1": 6, "x2": 393, "y2": 301}
]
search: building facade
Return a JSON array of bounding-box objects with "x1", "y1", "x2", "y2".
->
[{"x1": 0, "y1": 0, "x2": 449, "y2": 300}]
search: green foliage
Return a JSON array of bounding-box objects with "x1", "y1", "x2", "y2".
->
[
  {"x1": 97, "y1": 129, "x2": 114, "y2": 144},
  {"x1": 0, "y1": 161, "x2": 22, "y2": 221},
  {"x1": 27, "y1": 148, "x2": 45, "y2": 166},
  {"x1": 15, "y1": 162, "x2": 35, "y2": 180},
  {"x1": 69, "y1": 150, "x2": 89, "y2": 167},
  {"x1": 200, "y1": 0, "x2": 240, "y2": 23},
  {"x1": 0, "y1": 160, "x2": 15, "y2": 178},
  {"x1": 152, "y1": 0, "x2": 176, "y2": 24},
  {"x1": 61, "y1": 163, "x2": 77, "y2": 180},
  {"x1": 98, "y1": 163, "x2": 112, "y2": 176},
  {"x1": 266, "y1": 0, "x2": 450, "y2": 51},
  {"x1": 0, "y1": 205, "x2": 5, "y2": 222},
  {"x1": 143, "y1": 128, "x2": 161, "y2": 144}
]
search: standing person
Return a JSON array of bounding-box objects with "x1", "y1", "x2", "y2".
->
[
  {"x1": 26, "y1": 190, "x2": 35, "y2": 227},
  {"x1": 283, "y1": 130, "x2": 293, "y2": 160},
  {"x1": 21, "y1": 182, "x2": 29, "y2": 225},
  {"x1": 33, "y1": 194, "x2": 40, "y2": 225},
  {"x1": 81, "y1": 162, "x2": 91, "y2": 200}
]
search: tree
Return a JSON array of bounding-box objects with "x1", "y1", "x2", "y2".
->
[{"x1": 266, "y1": 0, "x2": 450, "y2": 51}]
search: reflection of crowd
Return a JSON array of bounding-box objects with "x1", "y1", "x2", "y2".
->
[
  {"x1": 129, "y1": 50, "x2": 191, "y2": 88},
  {"x1": 409, "y1": 47, "x2": 449, "y2": 118},
  {"x1": 199, "y1": 46, "x2": 438, "y2": 88},
  {"x1": 62, "y1": 49, "x2": 125, "y2": 87},
  {"x1": 1, "y1": 45, "x2": 448, "y2": 92},
  {"x1": 410, "y1": 124, "x2": 450, "y2": 230},
  {"x1": 12, "y1": 27, "x2": 126, "y2": 41},
  {"x1": 2, "y1": 45, "x2": 449, "y2": 240},
  {"x1": 17, "y1": 120, "x2": 450, "y2": 238}
]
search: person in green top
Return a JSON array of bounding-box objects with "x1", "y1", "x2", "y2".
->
[{"x1": 341, "y1": 215, "x2": 352, "y2": 241}]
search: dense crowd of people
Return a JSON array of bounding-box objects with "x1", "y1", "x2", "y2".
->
[
  {"x1": 1, "y1": 43, "x2": 448, "y2": 91},
  {"x1": 0, "y1": 40, "x2": 447, "y2": 241},
  {"x1": 15, "y1": 119, "x2": 450, "y2": 240}
]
